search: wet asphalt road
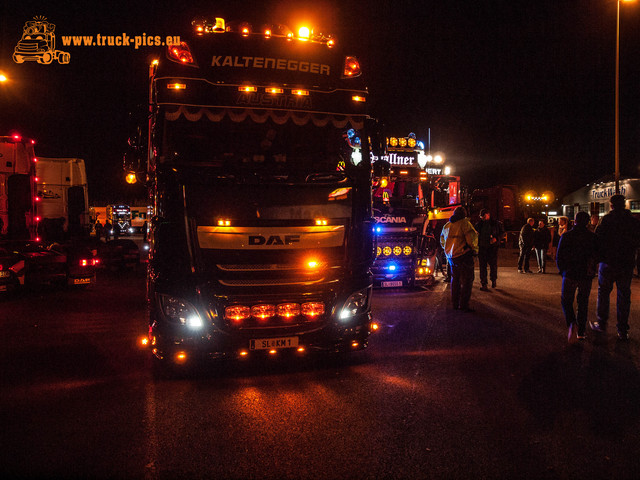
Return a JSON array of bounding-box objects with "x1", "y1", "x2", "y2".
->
[{"x1": 2, "y1": 248, "x2": 640, "y2": 479}]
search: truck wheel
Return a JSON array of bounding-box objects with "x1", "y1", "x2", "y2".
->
[
  {"x1": 56, "y1": 52, "x2": 70, "y2": 64},
  {"x1": 38, "y1": 52, "x2": 53, "y2": 64},
  {"x1": 12, "y1": 53, "x2": 24, "y2": 64}
]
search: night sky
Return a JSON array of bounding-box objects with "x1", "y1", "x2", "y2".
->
[{"x1": 1, "y1": 0, "x2": 639, "y2": 203}]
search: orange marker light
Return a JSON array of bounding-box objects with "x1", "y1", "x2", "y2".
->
[
  {"x1": 292, "y1": 89, "x2": 309, "y2": 96},
  {"x1": 238, "y1": 86, "x2": 257, "y2": 93},
  {"x1": 167, "y1": 83, "x2": 187, "y2": 90}
]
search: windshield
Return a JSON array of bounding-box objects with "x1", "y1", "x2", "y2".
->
[
  {"x1": 161, "y1": 114, "x2": 360, "y2": 182},
  {"x1": 373, "y1": 180, "x2": 424, "y2": 209},
  {"x1": 163, "y1": 115, "x2": 360, "y2": 225}
]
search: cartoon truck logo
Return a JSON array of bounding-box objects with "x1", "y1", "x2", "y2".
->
[{"x1": 13, "y1": 17, "x2": 70, "y2": 65}]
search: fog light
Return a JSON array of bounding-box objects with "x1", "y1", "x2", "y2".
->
[
  {"x1": 277, "y1": 303, "x2": 301, "y2": 318},
  {"x1": 175, "y1": 351, "x2": 188, "y2": 364},
  {"x1": 252, "y1": 304, "x2": 276, "y2": 320},
  {"x1": 302, "y1": 302, "x2": 325, "y2": 318},
  {"x1": 225, "y1": 305, "x2": 250, "y2": 323}
]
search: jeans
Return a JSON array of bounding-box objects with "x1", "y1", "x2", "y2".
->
[
  {"x1": 518, "y1": 246, "x2": 532, "y2": 271},
  {"x1": 561, "y1": 276, "x2": 593, "y2": 333},
  {"x1": 534, "y1": 248, "x2": 547, "y2": 272},
  {"x1": 449, "y1": 252, "x2": 475, "y2": 309},
  {"x1": 597, "y1": 264, "x2": 633, "y2": 334},
  {"x1": 478, "y1": 246, "x2": 498, "y2": 286}
]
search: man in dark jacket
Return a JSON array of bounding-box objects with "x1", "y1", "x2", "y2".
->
[
  {"x1": 474, "y1": 209, "x2": 505, "y2": 290},
  {"x1": 556, "y1": 211, "x2": 598, "y2": 341},
  {"x1": 517, "y1": 218, "x2": 535, "y2": 273},
  {"x1": 591, "y1": 194, "x2": 640, "y2": 339},
  {"x1": 533, "y1": 219, "x2": 552, "y2": 273}
]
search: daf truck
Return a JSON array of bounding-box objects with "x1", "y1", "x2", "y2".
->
[{"x1": 137, "y1": 17, "x2": 378, "y2": 368}]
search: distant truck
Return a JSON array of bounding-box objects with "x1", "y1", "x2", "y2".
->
[
  {"x1": 470, "y1": 185, "x2": 520, "y2": 231},
  {"x1": 13, "y1": 17, "x2": 70, "y2": 65},
  {"x1": 0, "y1": 134, "x2": 38, "y2": 240},
  {"x1": 35, "y1": 157, "x2": 90, "y2": 242},
  {"x1": 106, "y1": 205, "x2": 133, "y2": 236}
]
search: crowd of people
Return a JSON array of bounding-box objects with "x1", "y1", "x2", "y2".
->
[{"x1": 439, "y1": 194, "x2": 640, "y2": 342}]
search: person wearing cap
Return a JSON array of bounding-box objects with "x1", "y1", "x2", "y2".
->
[
  {"x1": 591, "y1": 194, "x2": 640, "y2": 339},
  {"x1": 474, "y1": 209, "x2": 505, "y2": 290},
  {"x1": 440, "y1": 206, "x2": 479, "y2": 312},
  {"x1": 556, "y1": 211, "x2": 598, "y2": 341}
]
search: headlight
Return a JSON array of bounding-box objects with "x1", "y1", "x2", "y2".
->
[
  {"x1": 403, "y1": 246, "x2": 412, "y2": 255},
  {"x1": 339, "y1": 287, "x2": 371, "y2": 321},
  {"x1": 382, "y1": 246, "x2": 392, "y2": 256},
  {"x1": 158, "y1": 294, "x2": 204, "y2": 329},
  {"x1": 393, "y1": 246, "x2": 402, "y2": 256}
]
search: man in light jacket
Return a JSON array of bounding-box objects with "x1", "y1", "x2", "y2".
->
[{"x1": 440, "y1": 206, "x2": 479, "y2": 312}]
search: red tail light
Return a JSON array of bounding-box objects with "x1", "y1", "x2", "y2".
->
[
  {"x1": 168, "y1": 41, "x2": 195, "y2": 65},
  {"x1": 79, "y1": 259, "x2": 97, "y2": 267},
  {"x1": 343, "y1": 56, "x2": 361, "y2": 78}
]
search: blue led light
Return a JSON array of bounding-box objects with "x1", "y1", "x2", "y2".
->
[
  {"x1": 417, "y1": 140, "x2": 425, "y2": 150},
  {"x1": 376, "y1": 226, "x2": 382, "y2": 233},
  {"x1": 388, "y1": 264, "x2": 397, "y2": 271}
]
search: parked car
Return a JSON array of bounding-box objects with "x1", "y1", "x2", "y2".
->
[
  {"x1": 0, "y1": 245, "x2": 24, "y2": 293},
  {"x1": 0, "y1": 240, "x2": 67, "y2": 287},
  {"x1": 49, "y1": 242, "x2": 98, "y2": 287},
  {"x1": 99, "y1": 239, "x2": 140, "y2": 270}
]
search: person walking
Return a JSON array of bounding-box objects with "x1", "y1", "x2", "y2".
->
[
  {"x1": 104, "y1": 220, "x2": 112, "y2": 241},
  {"x1": 94, "y1": 220, "x2": 103, "y2": 241},
  {"x1": 533, "y1": 219, "x2": 552, "y2": 273},
  {"x1": 474, "y1": 209, "x2": 504, "y2": 290},
  {"x1": 591, "y1": 194, "x2": 640, "y2": 340},
  {"x1": 440, "y1": 206, "x2": 478, "y2": 312},
  {"x1": 556, "y1": 211, "x2": 598, "y2": 341},
  {"x1": 517, "y1": 218, "x2": 535, "y2": 273}
]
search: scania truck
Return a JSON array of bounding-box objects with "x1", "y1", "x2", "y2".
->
[
  {"x1": 371, "y1": 133, "x2": 461, "y2": 288},
  {"x1": 137, "y1": 18, "x2": 377, "y2": 367}
]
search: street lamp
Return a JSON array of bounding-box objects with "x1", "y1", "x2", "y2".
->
[{"x1": 615, "y1": 0, "x2": 636, "y2": 194}]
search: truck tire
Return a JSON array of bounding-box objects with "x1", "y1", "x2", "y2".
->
[
  {"x1": 56, "y1": 51, "x2": 70, "y2": 64},
  {"x1": 13, "y1": 53, "x2": 25, "y2": 64},
  {"x1": 38, "y1": 52, "x2": 53, "y2": 64}
]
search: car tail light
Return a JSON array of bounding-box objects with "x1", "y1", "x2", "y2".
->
[
  {"x1": 167, "y1": 41, "x2": 195, "y2": 65},
  {"x1": 225, "y1": 305, "x2": 250, "y2": 323},
  {"x1": 251, "y1": 304, "x2": 276, "y2": 320},
  {"x1": 301, "y1": 302, "x2": 325, "y2": 318},
  {"x1": 277, "y1": 303, "x2": 301, "y2": 319}
]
